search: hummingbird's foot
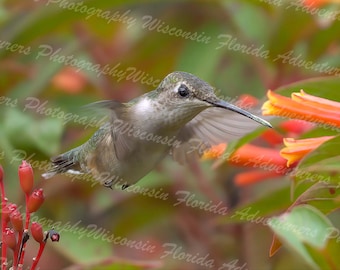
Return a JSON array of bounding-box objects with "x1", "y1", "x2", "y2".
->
[
  {"x1": 103, "y1": 180, "x2": 113, "y2": 189},
  {"x1": 122, "y1": 184, "x2": 130, "y2": 190}
]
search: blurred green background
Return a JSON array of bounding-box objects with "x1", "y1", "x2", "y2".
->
[{"x1": 1, "y1": 0, "x2": 340, "y2": 269}]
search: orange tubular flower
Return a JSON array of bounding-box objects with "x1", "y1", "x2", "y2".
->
[
  {"x1": 234, "y1": 170, "x2": 284, "y2": 186},
  {"x1": 262, "y1": 90, "x2": 340, "y2": 129},
  {"x1": 261, "y1": 129, "x2": 284, "y2": 147},
  {"x1": 52, "y1": 67, "x2": 87, "y2": 94},
  {"x1": 280, "y1": 136, "x2": 334, "y2": 167},
  {"x1": 203, "y1": 90, "x2": 340, "y2": 185},
  {"x1": 203, "y1": 143, "x2": 287, "y2": 169},
  {"x1": 263, "y1": 90, "x2": 340, "y2": 166},
  {"x1": 303, "y1": 0, "x2": 340, "y2": 7},
  {"x1": 279, "y1": 119, "x2": 314, "y2": 136},
  {"x1": 227, "y1": 144, "x2": 287, "y2": 169},
  {"x1": 203, "y1": 143, "x2": 290, "y2": 186},
  {"x1": 202, "y1": 143, "x2": 227, "y2": 160}
]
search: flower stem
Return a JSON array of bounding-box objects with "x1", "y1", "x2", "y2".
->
[
  {"x1": 29, "y1": 242, "x2": 46, "y2": 270},
  {"x1": 0, "y1": 166, "x2": 8, "y2": 270},
  {"x1": 17, "y1": 230, "x2": 29, "y2": 270},
  {"x1": 17, "y1": 193, "x2": 31, "y2": 268},
  {"x1": 24, "y1": 193, "x2": 30, "y2": 231},
  {"x1": 13, "y1": 231, "x2": 23, "y2": 269}
]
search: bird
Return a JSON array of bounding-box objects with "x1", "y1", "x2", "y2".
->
[{"x1": 42, "y1": 71, "x2": 272, "y2": 189}]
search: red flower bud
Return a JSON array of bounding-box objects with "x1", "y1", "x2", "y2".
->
[
  {"x1": 49, "y1": 229, "x2": 60, "y2": 242},
  {"x1": 2, "y1": 203, "x2": 17, "y2": 222},
  {"x1": 31, "y1": 222, "x2": 44, "y2": 243},
  {"x1": 10, "y1": 209, "x2": 23, "y2": 232},
  {"x1": 3, "y1": 228, "x2": 17, "y2": 250},
  {"x1": 18, "y1": 160, "x2": 34, "y2": 195},
  {"x1": 27, "y1": 188, "x2": 45, "y2": 213}
]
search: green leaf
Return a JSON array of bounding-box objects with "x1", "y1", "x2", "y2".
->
[
  {"x1": 90, "y1": 260, "x2": 162, "y2": 270},
  {"x1": 268, "y1": 205, "x2": 339, "y2": 270},
  {"x1": 53, "y1": 225, "x2": 112, "y2": 265},
  {"x1": 2, "y1": 1, "x2": 152, "y2": 46},
  {"x1": 29, "y1": 117, "x2": 63, "y2": 155},
  {"x1": 217, "y1": 186, "x2": 291, "y2": 225},
  {"x1": 8, "y1": 41, "x2": 79, "y2": 99},
  {"x1": 307, "y1": 21, "x2": 340, "y2": 61},
  {"x1": 299, "y1": 126, "x2": 340, "y2": 139},
  {"x1": 268, "y1": 5, "x2": 315, "y2": 61},
  {"x1": 276, "y1": 76, "x2": 340, "y2": 102},
  {"x1": 176, "y1": 24, "x2": 226, "y2": 82},
  {"x1": 305, "y1": 236, "x2": 340, "y2": 270},
  {"x1": 290, "y1": 182, "x2": 340, "y2": 216},
  {"x1": 3, "y1": 107, "x2": 63, "y2": 156},
  {"x1": 226, "y1": 2, "x2": 269, "y2": 43}
]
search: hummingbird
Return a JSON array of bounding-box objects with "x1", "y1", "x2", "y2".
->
[{"x1": 43, "y1": 71, "x2": 271, "y2": 189}]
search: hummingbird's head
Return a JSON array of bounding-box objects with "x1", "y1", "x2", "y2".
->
[{"x1": 157, "y1": 71, "x2": 272, "y2": 128}]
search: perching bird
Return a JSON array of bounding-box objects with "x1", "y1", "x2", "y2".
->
[{"x1": 43, "y1": 71, "x2": 271, "y2": 189}]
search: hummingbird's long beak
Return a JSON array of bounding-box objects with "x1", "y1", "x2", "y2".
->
[{"x1": 209, "y1": 99, "x2": 272, "y2": 128}]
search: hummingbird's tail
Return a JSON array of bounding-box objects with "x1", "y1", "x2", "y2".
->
[{"x1": 42, "y1": 147, "x2": 82, "y2": 179}]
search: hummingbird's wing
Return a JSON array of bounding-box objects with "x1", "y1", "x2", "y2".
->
[
  {"x1": 42, "y1": 100, "x2": 134, "y2": 179},
  {"x1": 88, "y1": 100, "x2": 137, "y2": 161},
  {"x1": 172, "y1": 107, "x2": 267, "y2": 164}
]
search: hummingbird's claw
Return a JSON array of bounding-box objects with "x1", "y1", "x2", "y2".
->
[
  {"x1": 103, "y1": 180, "x2": 113, "y2": 189},
  {"x1": 122, "y1": 184, "x2": 130, "y2": 190}
]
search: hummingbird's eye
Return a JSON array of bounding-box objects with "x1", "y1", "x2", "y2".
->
[{"x1": 177, "y1": 84, "x2": 190, "y2": 97}]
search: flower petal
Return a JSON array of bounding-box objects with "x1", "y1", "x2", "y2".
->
[
  {"x1": 303, "y1": 0, "x2": 340, "y2": 8},
  {"x1": 261, "y1": 129, "x2": 284, "y2": 146},
  {"x1": 292, "y1": 90, "x2": 340, "y2": 116},
  {"x1": 234, "y1": 170, "x2": 284, "y2": 186},
  {"x1": 279, "y1": 120, "x2": 314, "y2": 135},
  {"x1": 280, "y1": 136, "x2": 334, "y2": 166},
  {"x1": 202, "y1": 143, "x2": 227, "y2": 160},
  {"x1": 262, "y1": 90, "x2": 340, "y2": 128},
  {"x1": 228, "y1": 144, "x2": 288, "y2": 170}
]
